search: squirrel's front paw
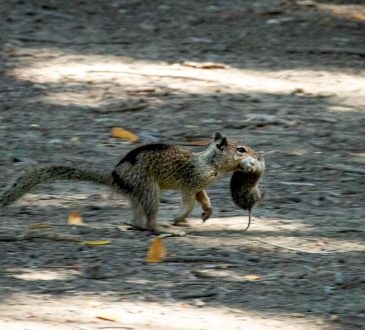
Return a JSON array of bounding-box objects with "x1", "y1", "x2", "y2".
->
[{"x1": 201, "y1": 207, "x2": 213, "y2": 222}]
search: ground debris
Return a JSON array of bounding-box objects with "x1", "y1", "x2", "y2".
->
[{"x1": 172, "y1": 290, "x2": 217, "y2": 299}]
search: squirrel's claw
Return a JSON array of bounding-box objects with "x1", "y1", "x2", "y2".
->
[{"x1": 201, "y1": 207, "x2": 213, "y2": 222}]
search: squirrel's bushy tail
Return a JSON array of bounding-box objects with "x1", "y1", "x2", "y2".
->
[{"x1": 0, "y1": 166, "x2": 112, "y2": 207}]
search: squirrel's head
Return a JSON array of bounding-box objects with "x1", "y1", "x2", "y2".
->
[{"x1": 210, "y1": 132, "x2": 259, "y2": 172}]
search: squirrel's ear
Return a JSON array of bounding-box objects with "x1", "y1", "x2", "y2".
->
[
  {"x1": 213, "y1": 132, "x2": 228, "y2": 150},
  {"x1": 215, "y1": 138, "x2": 228, "y2": 151},
  {"x1": 213, "y1": 132, "x2": 224, "y2": 142}
]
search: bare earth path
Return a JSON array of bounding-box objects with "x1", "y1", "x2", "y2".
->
[{"x1": 0, "y1": 1, "x2": 364, "y2": 329}]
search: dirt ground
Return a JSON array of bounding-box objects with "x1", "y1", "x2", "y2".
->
[{"x1": 0, "y1": 0, "x2": 365, "y2": 329}]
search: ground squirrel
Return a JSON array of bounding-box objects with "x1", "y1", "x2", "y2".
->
[
  {"x1": 0, "y1": 132, "x2": 258, "y2": 233},
  {"x1": 230, "y1": 151, "x2": 265, "y2": 231}
]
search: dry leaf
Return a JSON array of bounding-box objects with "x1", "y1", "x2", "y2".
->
[
  {"x1": 349, "y1": 13, "x2": 365, "y2": 21},
  {"x1": 111, "y1": 127, "x2": 139, "y2": 142},
  {"x1": 145, "y1": 237, "x2": 166, "y2": 263},
  {"x1": 67, "y1": 211, "x2": 84, "y2": 225},
  {"x1": 81, "y1": 240, "x2": 111, "y2": 246},
  {"x1": 243, "y1": 274, "x2": 262, "y2": 281},
  {"x1": 96, "y1": 313, "x2": 118, "y2": 322}
]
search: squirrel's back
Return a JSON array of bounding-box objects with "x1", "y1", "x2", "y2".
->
[{"x1": 112, "y1": 143, "x2": 219, "y2": 191}]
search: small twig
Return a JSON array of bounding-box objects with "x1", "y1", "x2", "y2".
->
[
  {"x1": 30, "y1": 223, "x2": 90, "y2": 228},
  {"x1": 247, "y1": 238, "x2": 330, "y2": 254},
  {"x1": 164, "y1": 256, "x2": 242, "y2": 264},
  {"x1": 123, "y1": 222, "x2": 146, "y2": 231},
  {"x1": 88, "y1": 70, "x2": 221, "y2": 83},
  {"x1": 0, "y1": 235, "x2": 19, "y2": 242},
  {"x1": 173, "y1": 290, "x2": 217, "y2": 299},
  {"x1": 287, "y1": 47, "x2": 365, "y2": 57},
  {"x1": 13, "y1": 36, "x2": 131, "y2": 45},
  {"x1": 94, "y1": 103, "x2": 147, "y2": 113},
  {"x1": 117, "y1": 291, "x2": 142, "y2": 296},
  {"x1": 23, "y1": 231, "x2": 82, "y2": 241},
  {"x1": 98, "y1": 326, "x2": 134, "y2": 329},
  {"x1": 124, "y1": 222, "x2": 185, "y2": 237},
  {"x1": 29, "y1": 9, "x2": 74, "y2": 20},
  {"x1": 0, "y1": 231, "x2": 82, "y2": 242},
  {"x1": 334, "y1": 228, "x2": 365, "y2": 233}
]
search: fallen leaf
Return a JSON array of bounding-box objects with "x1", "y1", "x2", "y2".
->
[
  {"x1": 111, "y1": 127, "x2": 139, "y2": 142},
  {"x1": 145, "y1": 237, "x2": 166, "y2": 263},
  {"x1": 292, "y1": 88, "x2": 305, "y2": 95},
  {"x1": 243, "y1": 274, "x2": 262, "y2": 281},
  {"x1": 81, "y1": 240, "x2": 111, "y2": 246},
  {"x1": 67, "y1": 211, "x2": 84, "y2": 225},
  {"x1": 96, "y1": 313, "x2": 118, "y2": 322},
  {"x1": 349, "y1": 12, "x2": 365, "y2": 21}
]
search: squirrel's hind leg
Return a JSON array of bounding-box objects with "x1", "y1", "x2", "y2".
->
[{"x1": 130, "y1": 201, "x2": 147, "y2": 230}]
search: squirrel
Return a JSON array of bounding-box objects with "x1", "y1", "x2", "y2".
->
[
  {"x1": 230, "y1": 151, "x2": 265, "y2": 232},
  {"x1": 0, "y1": 132, "x2": 258, "y2": 233}
]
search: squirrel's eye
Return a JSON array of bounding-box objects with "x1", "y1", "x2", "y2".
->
[{"x1": 237, "y1": 146, "x2": 247, "y2": 153}]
